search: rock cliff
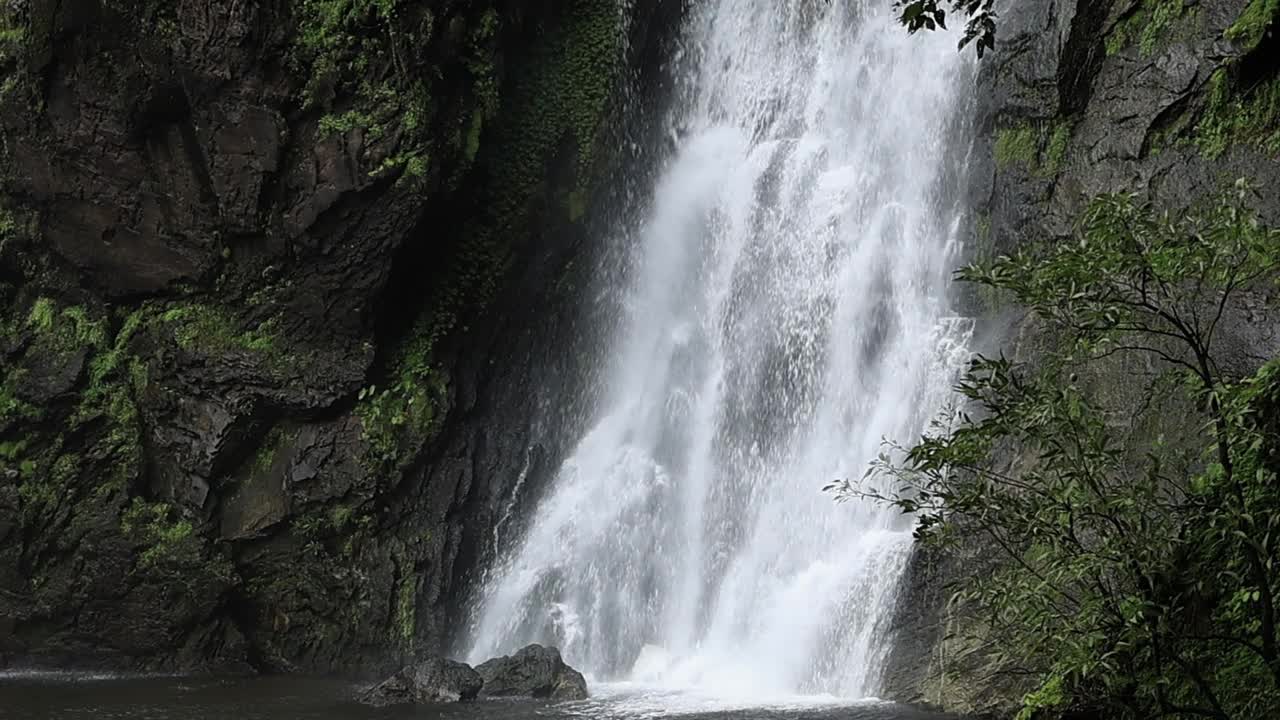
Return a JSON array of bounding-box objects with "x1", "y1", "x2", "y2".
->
[
  {"x1": 0, "y1": 0, "x2": 685, "y2": 675},
  {"x1": 882, "y1": 0, "x2": 1279, "y2": 714}
]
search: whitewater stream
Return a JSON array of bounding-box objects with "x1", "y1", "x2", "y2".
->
[{"x1": 465, "y1": 0, "x2": 974, "y2": 712}]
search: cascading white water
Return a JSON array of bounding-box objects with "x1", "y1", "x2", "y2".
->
[{"x1": 468, "y1": 0, "x2": 973, "y2": 702}]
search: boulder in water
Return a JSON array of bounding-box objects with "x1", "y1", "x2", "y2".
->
[
  {"x1": 358, "y1": 657, "x2": 483, "y2": 705},
  {"x1": 475, "y1": 644, "x2": 589, "y2": 700}
]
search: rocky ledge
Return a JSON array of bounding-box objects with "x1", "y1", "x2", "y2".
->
[
  {"x1": 359, "y1": 644, "x2": 588, "y2": 706},
  {"x1": 475, "y1": 644, "x2": 589, "y2": 701},
  {"x1": 358, "y1": 657, "x2": 484, "y2": 706}
]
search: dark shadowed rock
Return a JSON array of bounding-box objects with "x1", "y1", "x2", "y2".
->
[
  {"x1": 358, "y1": 658, "x2": 483, "y2": 706},
  {"x1": 475, "y1": 644, "x2": 588, "y2": 700},
  {"x1": 0, "y1": 0, "x2": 685, "y2": 677}
]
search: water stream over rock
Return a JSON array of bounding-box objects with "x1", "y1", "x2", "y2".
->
[{"x1": 467, "y1": 0, "x2": 974, "y2": 703}]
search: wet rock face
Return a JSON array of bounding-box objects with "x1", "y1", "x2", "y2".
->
[
  {"x1": 0, "y1": 0, "x2": 686, "y2": 675},
  {"x1": 884, "y1": 0, "x2": 1280, "y2": 713},
  {"x1": 358, "y1": 657, "x2": 484, "y2": 706},
  {"x1": 475, "y1": 644, "x2": 589, "y2": 701}
]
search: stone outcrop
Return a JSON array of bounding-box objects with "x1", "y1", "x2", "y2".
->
[
  {"x1": 475, "y1": 644, "x2": 589, "y2": 701},
  {"x1": 357, "y1": 657, "x2": 483, "y2": 706},
  {"x1": 355, "y1": 645, "x2": 588, "y2": 705},
  {"x1": 0, "y1": 0, "x2": 687, "y2": 675},
  {"x1": 882, "y1": 0, "x2": 1280, "y2": 714}
]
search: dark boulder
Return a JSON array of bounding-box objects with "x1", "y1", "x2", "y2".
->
[
  {"x1": 476, "y1": 644, "x2": 589, "y2": 700},
  {"x1": 358, "y1": 658, "x2": 483, "y2": 706}
]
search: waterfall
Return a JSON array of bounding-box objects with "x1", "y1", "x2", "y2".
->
[{"x1": 467, "y1": 0, "x2": 973, "y2": 701}]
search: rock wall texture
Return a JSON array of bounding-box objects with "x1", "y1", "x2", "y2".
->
[
  {"x1": 881, "y1": 0, "x2": 1279, "y2": 715},
  {"x1": 0, "y1": 0, "x2": 685, "y2": 675}
]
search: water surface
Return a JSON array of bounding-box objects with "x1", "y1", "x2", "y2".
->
[{"x1": 0, "y1": 675, "x2": 961, "y2": 720}]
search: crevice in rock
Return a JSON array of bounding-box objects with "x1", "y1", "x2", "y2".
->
[
  {"x1": 1237, "y1": 27, "x2": 1279, "y2": 91},
  {"x1": 1140, "y1": 91, "x2": 1193, "y2": 156},
  {"x1": 1058, "y1": 0, "x2": 1111, "y2": 116}
]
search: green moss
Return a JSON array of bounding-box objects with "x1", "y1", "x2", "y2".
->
[
  {"x1": 1044, "y1": 122, "x2": 1071, "y2": 175},
  {"x1": 1106, "y1": 0, "x2": 1192, "y2": 56},
  {"x1": 403, "y1": 154, "x2": 427, "y2": 178},
  {"x1": 354, "y1": 1, "x2": 624, "y2": 475},
  {"x1": 0, "y1": 376, "x2": 39, "y2": 424},
  {"x1": 25, "y1": 298, "x2": 55, "y2": 332},
  {"x1": 994, "y1": 120, "x2": 1074, "y2": 176},
  {"x1": 329, "y1": 504, "x2": 354, "y2": 530},
  {"x1": 24, "y1": 298, "x2": 108, "y2": 354},
  {"x1": 463, "y1": 108, "x2": 485, "y2": 164},
  {"x1": 975, "y1": 212, "x2": 992, "y2": 247},
  {"x1": 0, "y1": 438, "x2": 26, "y2": 461},
  {"x1": 1146, "y1": 106, "x2": 1196, "y2": 156},
  {"x1": 16, "y1": 451, "x2": 82, "y2": 522},
  {"x1": 1225, "y1": 0, "x2": 1279, "y2": 48},
  {"x1": 994, "y1": 126, "x2": 1038, "y2": 170},
  {"x1": 1194, "y1": 69, "x2": 1280, "y2": 159},
  {"x1": 567, "y1": 189, "x2": 588, "y2": 223},
  {"x1": 416, "y1": 0, "x2": 623, "y2": 338},
  {"x1": 160, "y1": 304, "x2": 281, "y2": 357},
  {"x1": 68, "y1": 308, "x2": 152, "y2": 496},
  {"x1": 253, "y1": 427, "x2": 285, "y2": 474},
  {"x1": 0, "y1": 207, "x2": 15, "y2": 241},
  {"x1": 394, "y1": 570, "x2": 417, "y2": 643},
  {"x1": 466, "y1": 10, "x2": 502, "y2": 119}
]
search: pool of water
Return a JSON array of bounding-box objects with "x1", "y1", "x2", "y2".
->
[{"x1": 0, "y1": 674, "x2": 959, "y2": 720}]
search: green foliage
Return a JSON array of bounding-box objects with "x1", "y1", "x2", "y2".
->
[
  {"x1": 119, "y1": 497, "x2": 198, "y2": 568},
  {"x1": 294, "y1": 0, "x2": 401, "y2": 106},
  {"x1": 318, "y1": 109, "x2": 375, "y2": 136},
  {"x1": 1194, "y1": 69, "x2": 1280, "y2": 160},
  {"x1": 1225, "y1": 0, "x2": 1279, "y2": 49},
  {"x1": 0, "y1": 374, "x2": 39, "y2": 424},
  {"x1": 896, "y1": 0, "x2": 996, "y2": 56},
  {"x1": 841, "y1": 186, "x2": 1280, "y2": 719},
  {"x1": 74, "y1": 308, "x2": 148, "y2": 497},
  {"x1": 291, "y1": 0, "x2": 444, "y2": 170},
  {"x1": 2, "y1": 300, "x2": 145, "y2": 518},
  {"x1": 1016, "y1": 674, "x2": 1068, "y2": 720},
  {"x1": 120, "y1": 498, "x2": 224, "y2": 576},
  {"x1": 357, "y1": 321, "x2": 448, "y2": 470}
]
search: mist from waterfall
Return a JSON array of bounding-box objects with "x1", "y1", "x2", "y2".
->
[{"x1": 467, "y1": 0, "x2": 974, "y2": 702}]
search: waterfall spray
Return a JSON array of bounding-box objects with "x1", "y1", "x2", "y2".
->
[{"x1": 468, "y1": 0, "x2": 973, "y2": 701}]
